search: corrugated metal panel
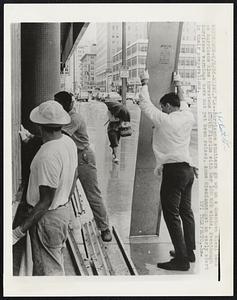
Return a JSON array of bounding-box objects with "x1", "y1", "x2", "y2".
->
[{"x1": 11, "y1": 23, "x2": 22, "y2": 200}]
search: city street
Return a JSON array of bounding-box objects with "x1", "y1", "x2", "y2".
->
[{"x1": 75, "y1": 100, "x2": 199, "y2": 275}]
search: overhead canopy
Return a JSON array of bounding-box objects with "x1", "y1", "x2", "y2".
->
[{"x1": 60, "y1": 22, "x2": 89, "y2": 70}]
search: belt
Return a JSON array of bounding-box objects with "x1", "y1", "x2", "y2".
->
[
  {"x1": 27, "y1": 201, "x2": 69, "y2": 212},
  {"x1": 77, "y1": 145, "x2": 89, "y2": 152},
  {"x1": 163, "y1": 162, "x2": 190, "y2": 167}
]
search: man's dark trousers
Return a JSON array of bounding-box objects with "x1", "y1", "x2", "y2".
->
[{"x1": 160, "y1": 162, "x2": 195, "y2": 262}]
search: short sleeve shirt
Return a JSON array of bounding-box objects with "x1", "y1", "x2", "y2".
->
[
  {"x1": 26, "y1": 134, "x2": 77, "y2": 210},
  {"x1": 62, "y1": 110, "x2": 89, "y2": 150}
]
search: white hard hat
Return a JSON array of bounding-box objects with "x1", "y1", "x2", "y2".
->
[{"x1": 30, "y1": 100, "x2": 71, "y2": 127}]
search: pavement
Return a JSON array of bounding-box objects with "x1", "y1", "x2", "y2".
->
[{"x1": 75, "y1": 99, "x2": 199, "y2": 275}]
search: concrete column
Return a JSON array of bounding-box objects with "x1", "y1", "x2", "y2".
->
[
  {"x1": 11, "y1": 23, "x2": 22, "y2": 200},
  {"x1": 130, "y1": 22, "x2": 182, "y2": 237},
  {"x1": 21, "y1": 23, "x2": 61, "y2": 132}
]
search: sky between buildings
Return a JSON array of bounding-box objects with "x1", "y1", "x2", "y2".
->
[{"x1": 80, "y1": 23, "x2": 96, "y2": 45}]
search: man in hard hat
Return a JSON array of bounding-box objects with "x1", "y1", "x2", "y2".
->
[
  {"x1": 13, "y1": 100, "x2": 78, "y2": 275},
  {"x1": 19, "y1": 92, "x2": 112, "y2": 242}
]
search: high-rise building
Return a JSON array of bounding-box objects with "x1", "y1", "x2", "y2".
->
[
  {"x1": 112, "y1": 39, "x2": 148, "y2": 93},
  {"x1": 74, "y1": 45, "x2": 88, "y2": 93},
  {"x1": 178, "y1": 22, "x2": 197, "y2": 96},
  {"x1": 95, "y1": 22, "x2": 147, "y2": 91},
  {"x1": 60, "y1": 42, "x2": 95, "y2": 94},
  {"x1": 80, "y1": 46, "x2": 96, "y2": 91}
]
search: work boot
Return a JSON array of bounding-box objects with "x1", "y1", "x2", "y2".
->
[
  {"x1": 157, "y1": 258, "x2": 190, "y2": 271},
  {"x1": 169, "y1": 249, "x2": 195, "y2": 263},
  {"x1": 101, "y1": 228, "x2": 112, "y2": 242}
]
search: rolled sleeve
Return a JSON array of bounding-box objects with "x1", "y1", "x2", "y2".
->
[{"x1": 139, "y1": 85, "x2": 167, "y2": 126}]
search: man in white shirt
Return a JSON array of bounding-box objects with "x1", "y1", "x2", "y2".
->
[
  {"x1": 13, "y1": 100, "x2": 78, "y2": 275},
  {"x1": 138, "y1": 71, "x2": 197, "y2": 271}
]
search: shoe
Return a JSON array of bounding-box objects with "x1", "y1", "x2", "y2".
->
[
  {"x1": 169, "y1": 249, "x2": 195, "y2": 263},
  {"x1": 112, "y1": 157, "x2": 119, "y2": 164},
  {"x1": 157, "y1": 258, "x2": 190, "y2": 271},
  {"x1": 101, "y1": 228, "x2": 112, "y2": 242}
]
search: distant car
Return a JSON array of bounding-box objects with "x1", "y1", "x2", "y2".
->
[
  {"x1": 126, "y1": 92, "x2": 135, "y2": 100},
  {"x1": 126, "y1": 92, "x2": 139, "y2": 104},
  {"x1": 105, "y1": 92, "x2": 122, "y2": 103},
  {"x1": 78, "y1": 91, "x2": 89, "y2": 102}
]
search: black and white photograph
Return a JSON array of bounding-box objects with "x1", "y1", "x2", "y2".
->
[{"x1": 4, "y1": 3, "x2": 233, "y2": 297}]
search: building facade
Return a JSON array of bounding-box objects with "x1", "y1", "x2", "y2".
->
[
  {"x1": 95, "y1": 23, "x2": 120, "y2": 91},
  {"x1": 80, "y1": 52, "x2": 96, "y2": 91},
  {"x1": 95, "y1": 22, "x2": 147, "y2": 92},
  {"x1": 178, "y1": 22, "x2": 197, "y2": 97},
  {"x1": 60, "y1": 42, "x2": 95, "y2": 94},
  {"x1": 112, "y1": 39, "x2": 148, "y2": 93},
  {"x1": 110, "y1": 23, "x2": 196, "y2": 96}
]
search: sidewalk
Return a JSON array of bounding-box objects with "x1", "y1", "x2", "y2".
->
[{"x1": 76, "y1": 100, "x2": 199, "y2": 275}]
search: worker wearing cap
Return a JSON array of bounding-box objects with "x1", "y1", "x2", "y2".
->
[
  {"x1": 138, "y1": 70, "x2": 197, "y2": 271},
  {"x1": 12, "y1": 100, "x2": 77, "y2": 276}
]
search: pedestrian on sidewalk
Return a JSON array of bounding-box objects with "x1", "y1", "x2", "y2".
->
[
  {"x1": 13, "y1": 100, "x2": 78, "y2": 275},
  {"x1": 138, "y1": 70, "x2": 198, "y2": 271},
  {"x1": 105, "y1": 102, "x2": 131, "y2": 164},
  {"x1": 54, "y1": 91, "x2": 112, "y2": 242}
]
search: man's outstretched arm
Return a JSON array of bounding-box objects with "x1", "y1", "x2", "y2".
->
[{"x1": 138, "y1": 70, "x2": 167, "y2": 126}]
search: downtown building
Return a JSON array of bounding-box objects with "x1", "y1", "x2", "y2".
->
[
  {"x1": 111, "y1": 22, "x2": 197, "y2": 96},
  {"x1": 178, "y1": 22, "x2": 197, "y2": 97},
  {"x1": 80, "y1": 45, "x2": 97, "y2": 92},
  {"x1": 95, "y1": 22, "x2": 147, "y2": 92},
  {"x1": 112, "y1": 39, "x2": 148, "y2": 93},
  {"x1": 61, "y1": 42, "x2": 95, "y2": 95}
]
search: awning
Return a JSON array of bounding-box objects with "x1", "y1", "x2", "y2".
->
[{"x1": 60, "y1": 22, "x2": 89, "y2": 70}]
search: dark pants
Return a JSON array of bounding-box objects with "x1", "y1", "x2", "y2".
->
[
  {"x1": 160, "y1": 163, "x2": 195, "y2": 262},
  {"x1": 107, "y1": 121, "x2": 121, "y2": 148}
]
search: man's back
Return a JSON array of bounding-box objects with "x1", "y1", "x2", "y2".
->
[
  {"x1": 139, "y1": 85, "x2": 195, "y2": 169},
  {"x1": 63, "y1": 110, "x2": 90, "y2": 150},
  {"x1": 153, "y1": 109, "x2": 194, "y2": 165},
  {"x1": 27, "y1": 134, "x2": 77, "y2": 209}
]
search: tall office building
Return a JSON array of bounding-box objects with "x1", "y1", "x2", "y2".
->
[
  {"x1": 112, "y1": 39, "x2": 148, "y2": 93},
  {"x1": 74, "y1": 45, "x2": 89, "y2": 93},
  {"x1": 60, "y1": 42, "x2": 95, "y2": 94},
  {"x1": 178, "y1": 22, "x2": 197, "y2": 96},
  {"x1": 95, "y1": 22, "x2": 147, "y2": 91},
  {"x1": 80, "y1": 44, "x2": 97, "y2": 91}
]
